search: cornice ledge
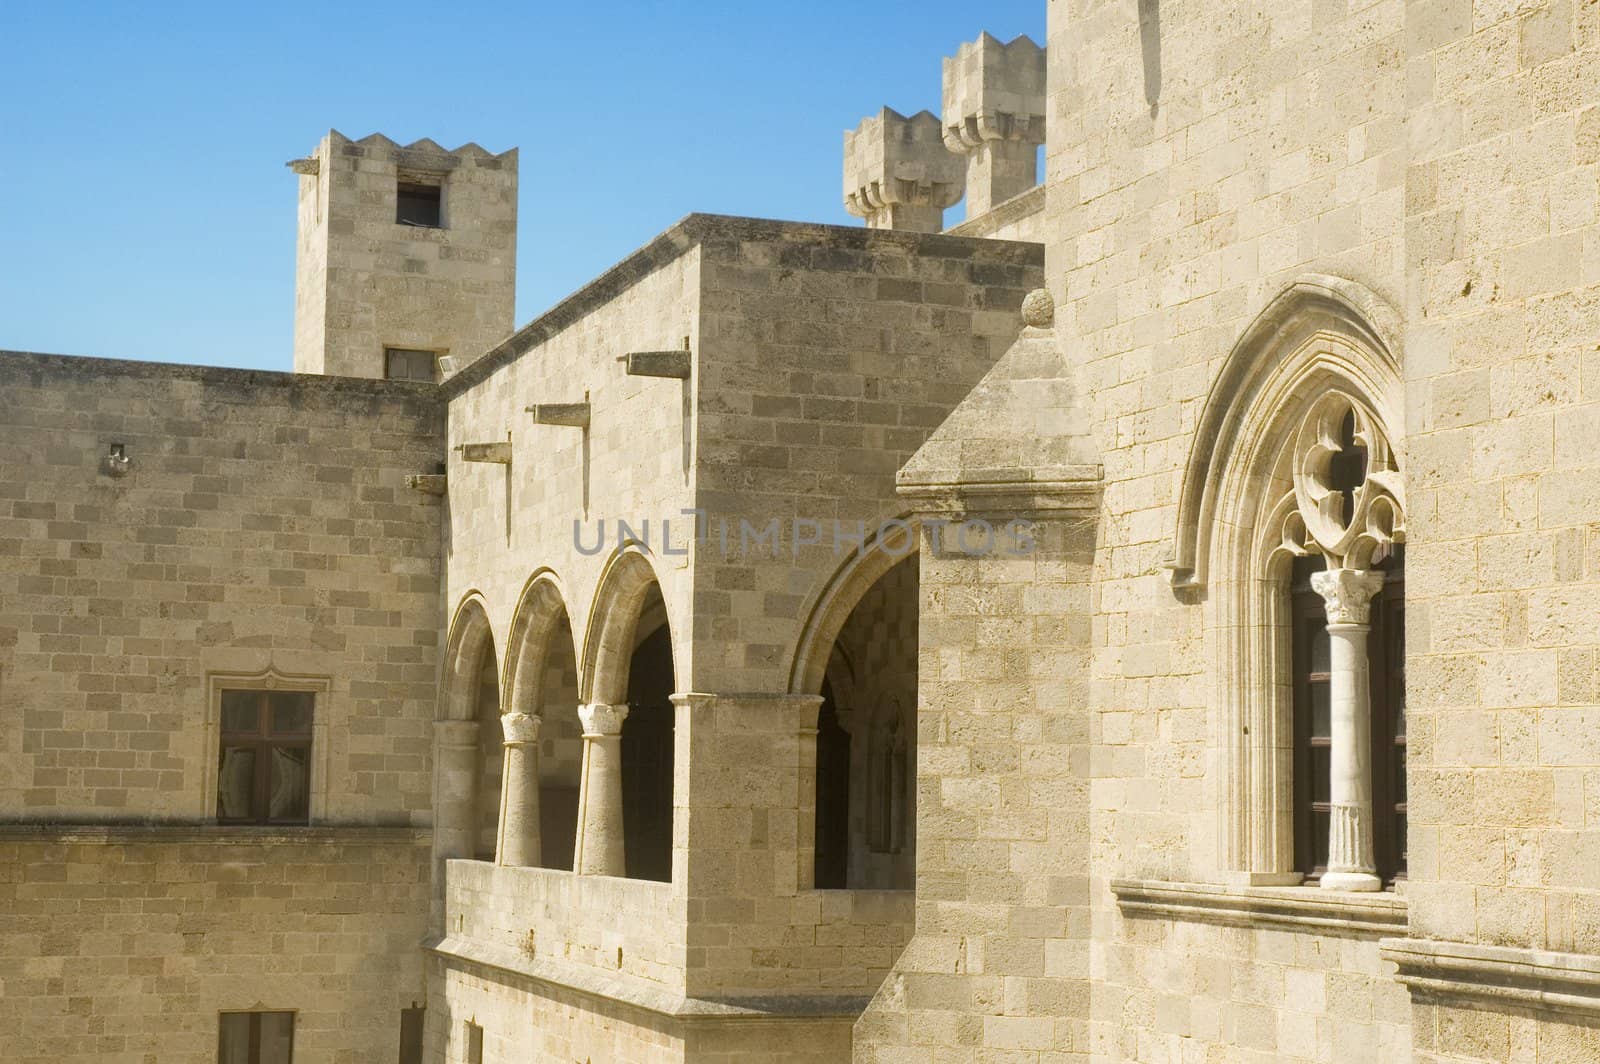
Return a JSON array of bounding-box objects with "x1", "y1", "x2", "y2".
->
[
  {"x1": 1379, "y1": 937, "x2": 1600, "y2": 1019},
  {"x1": 0, "y1": 822, "x2": 430, "y2": 845},
  {"x1": 426, "y1": 935, "x2": 871, "y2": 1023},
  {"x1": 1111, "y1": 878, "x2": 1408, "y2": 938},
  {"x1": 896, "y1": 464, "x2": 1102, "y2": 516}
]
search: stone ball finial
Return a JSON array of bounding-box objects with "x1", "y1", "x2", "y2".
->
[{"x1": 1021, "y1": 288, "x2": 1055, "y2": 328}]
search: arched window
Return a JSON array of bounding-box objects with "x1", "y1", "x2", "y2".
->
[{"x1": 1167, "y1": 277, "x2": 1406, "y2": 890}]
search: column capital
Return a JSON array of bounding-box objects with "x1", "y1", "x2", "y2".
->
[
  {"x1": 578, "y1": 702, "x2": 630, "y2": 737},
  {"x1": 1310, "y1": 567, "x2": 1386, "y2": 626},
  {"x1": 500, "y1": 711, "x2": 542, "y2": 746}
]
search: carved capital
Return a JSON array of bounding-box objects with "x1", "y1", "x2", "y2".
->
[
  {"x1": 578, "y1": 702, "x2": 629, "y2": 737},
  {"x1": 500, "y1": 711, "x2": 542, "y2": 746},
  {"x1": 1310, "y1": 568, "x2": 1385, "y2": 626}
]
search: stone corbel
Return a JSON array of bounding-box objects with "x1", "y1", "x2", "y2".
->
[
  {"x1": 525, "y1": 403, "x2": 591, "y2": 428},
  {"x1": 620, "y1": 350, "x2": 692, "y2": 380},
  {"x1": 458, "y1": 442, "x2": 512, "y2": 464}
]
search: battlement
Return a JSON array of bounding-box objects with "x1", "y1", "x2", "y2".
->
[
  {"x1": 942, "y1": 33, "x2": 1046, "y2": 217},
  {"x1": 842, "y1": 108, "x2": 965, "y2": 234}
]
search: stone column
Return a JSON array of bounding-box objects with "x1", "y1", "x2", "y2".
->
[
  {"x1": 495, "y1": 711, "x2": 542, "y2": 867},
  {"x1": 573, "y1": 702, "x2": 629, "y2": 877},
  {"x1": 1310, "y1": 567, "x2": 1386, "y2": 892},
  {"x1": 431, "y1": 719, "x2": 480, "y2": 927}
]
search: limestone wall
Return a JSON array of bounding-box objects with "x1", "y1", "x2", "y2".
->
[
  {"x1": 0, "y1": 352, "x2": 445, "y2": 822},
  {"x1": 1399, "y1": 0, "x2": 1600, "y2": 1058},
  {"x1": 0, "y1": 826, "x2": 430, "y2": 1064},
  {"x1": 692, "y1": 220, "x2": 1042, "y2": 697},
  {"x1": 0, "y1": 351, "x2": 442, "y2": 1063}
]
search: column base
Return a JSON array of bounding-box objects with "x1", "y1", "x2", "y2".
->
[{"x1": 1320, "y1": 871, "x2": 1382, "y2": 892}]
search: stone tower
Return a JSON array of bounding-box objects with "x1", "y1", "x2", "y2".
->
[{"x1": 289, "y1": 130, "x2": 517, "y2": 380}]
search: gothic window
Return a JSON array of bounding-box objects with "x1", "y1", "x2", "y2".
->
[
  {"x1": 217, "y1": 1011, "x2": 294, "y2": 1064},
  {"x1": 1268, "y1": 391, "x2": 1405, "y2": 891},
  {"x1": 217, "y1": 690, "x2": 313, "y2": 825}
]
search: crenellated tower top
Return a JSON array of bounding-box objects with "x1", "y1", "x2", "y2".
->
[{"x1": 842, "y1": 108, "x2": 966, "y2": 234}]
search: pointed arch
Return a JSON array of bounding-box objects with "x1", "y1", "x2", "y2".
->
[
  {"x1": 441, "y1": 593, "x2": 496, "y2": 722},
  {"x1": 788, "y1": 520, "x2": 920, "y2": 696},
  {"x1": 1167, "y1": 275, "x2": 1402, "y2": 591},
  {"x1": 1178, "y1": 277, "x2": 1406, "y2": 881},
  {"x1": 503, "y1": 569, "x2": 575, "y2": 718},
  {"x1": 582, "y1": 544, "x2": 673, "y2": 706}
]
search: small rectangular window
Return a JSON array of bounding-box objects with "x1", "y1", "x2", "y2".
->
[
  {"x1": 217, "y1": 690, "x2": 313, "y2": 825},
  {"x1": 464, "y1": 1021, "x2": 484, "y2": 1064},
  {"x1": 396, "y1": 181, "x2": 442, "y2": 227},
  {"x1": 385, "y1": 348, "x2": 438, "y2": 383},
  {"x1": 218, "y1": 1011, "x2": 294, "y2": 1064}
]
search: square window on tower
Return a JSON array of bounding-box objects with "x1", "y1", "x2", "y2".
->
[{"x1": 396, "y1": 180, "x2": 443, "y2": 227}]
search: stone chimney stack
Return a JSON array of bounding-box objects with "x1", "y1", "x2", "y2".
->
[
  {"x1": 942, "y1": 33, "x2": 1047, "y2": 218},
  {"x1": 843, "y1": 108, "x2": 965, "y2": 233}
]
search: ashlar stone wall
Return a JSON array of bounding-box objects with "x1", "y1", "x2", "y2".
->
[{"x1": 0, "y1": 351, "x2": 444, "y2": 1063}]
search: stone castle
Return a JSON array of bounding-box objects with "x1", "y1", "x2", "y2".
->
[{"x1": 4, "y1": 3, "x2": 1600, "y2": 1062}]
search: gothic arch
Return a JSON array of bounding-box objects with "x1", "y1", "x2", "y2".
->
[
  {"x1": 788, "y1": 519, "x2": 919, "y2": 697},
  {"x1": 441, "y1": 593, "x2": 496, "y2": 722},
  {"x1": 1176, "y1": 278, "x2": 1406, "y2": 880},
  {"x1": 1167, "y1": 275, "x2": 1402, "y2": 592},
  {"x1": 504, "y1": 570, "x2": 574, "y2": 717},
  {"x1": 582, "y1": 544, "x2": 673, "y2": 708}
]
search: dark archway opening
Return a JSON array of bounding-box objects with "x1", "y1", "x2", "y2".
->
[
  {"x1": 622, "y1": 618, "x2": 675, "y2": 882},
  {"x1": 813, "y1": 680, "x2": 851, "y2": 889},
  {"x1": 472, "y1": 645, "x2": 502, "y2": 861},
  {"x1": 810, "y1": 554, "x2": 918, "y2": 890}
]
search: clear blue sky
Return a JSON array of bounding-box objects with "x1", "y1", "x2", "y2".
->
[{"x1": 0, "y1": 1, "x2": 1043, "y2": 371}]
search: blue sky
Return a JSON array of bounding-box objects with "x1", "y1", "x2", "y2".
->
[{"x1": 0, "y1": 2, "x2": 1043, "y2": 371}]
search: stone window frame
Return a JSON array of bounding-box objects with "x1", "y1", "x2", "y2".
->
[
  {"x1": 1165, "y1": 276, "x2": 1405, "y2": 887},
  {"x1": 217, "y1": 1009, "x2": 296, "y2": 1064},
  {"x1": 202, "y1": 668, "x2": 333, "y2": 827}
]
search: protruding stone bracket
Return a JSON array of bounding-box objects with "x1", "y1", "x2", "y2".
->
[
  {"x1": 525, "y1": 403, "x2": 591, "y2": 429},
  {"x1": 457, "y1": 442, "x2": 512, "y2": 464},
  {"x1": 406, "y1": 474, "x2": 447, "y2": 496},
  {"x1": 286, "y1": 157, "x2": 320, "y2": 176},
  {"x1": 620, "y1": 351, "x2": 692, "y2": 380}
]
